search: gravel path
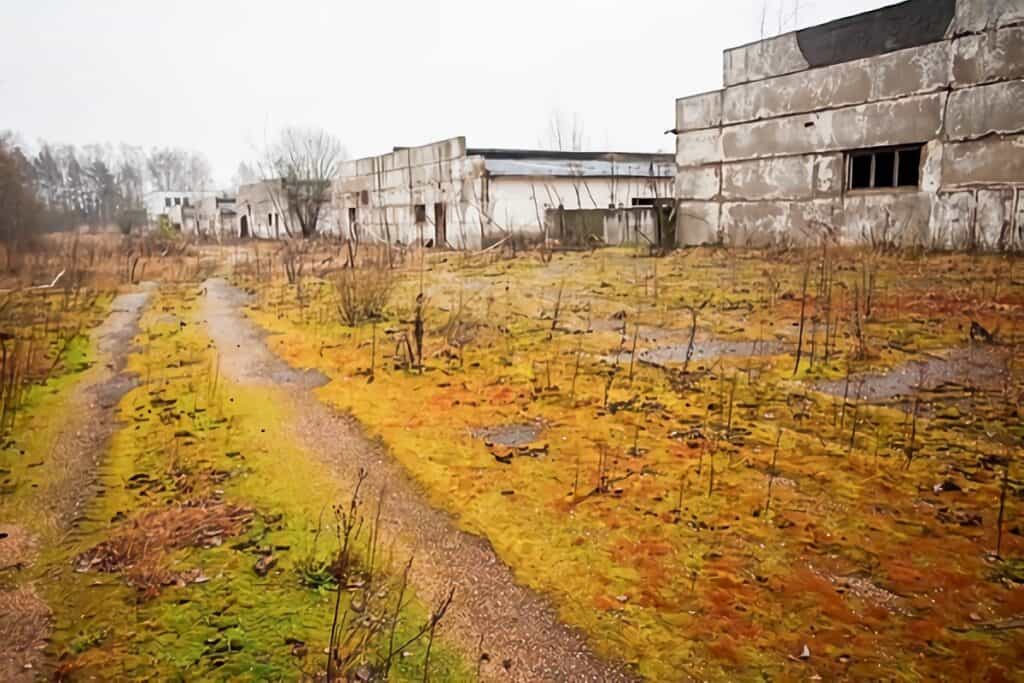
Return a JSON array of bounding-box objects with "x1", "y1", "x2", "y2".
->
[
  {"x1": 0, "y1": 284, "x2": 154, "y2": 682},
  {"x1": 200, "y1": 278, "x2": 637, "y2": 683}
]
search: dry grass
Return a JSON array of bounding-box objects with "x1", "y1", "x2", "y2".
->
[
  {"x1": 74, "y1": 502, "x2": 253, "y2": 597},
  {"x1": 331, "y1": 253, "x2": 395, "y2": 325}
]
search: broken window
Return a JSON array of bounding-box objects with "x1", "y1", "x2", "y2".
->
[
  {"x1": 631, "y1": 197, "x2": 656, "y2": 206},
  {"x1": 414, "y1": 204, "x2": 426, "y2": 223},
  {"x1": 847, "y1": 145, "x2": 923, "y2": 190}
]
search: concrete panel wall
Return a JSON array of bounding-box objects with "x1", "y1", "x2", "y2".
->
[
  {"x1": 675, "y1": 90, "x2": 723, "y2": 132},
  {"x1": 976, "y1": 188, "x2": 1017, "y2": 248},
  {"x1": 721, "y1": 93, "x2": 946, "y2": 161},
  {"x1": 720, "y1": 155, "x2": 843, "y2": 201},
  {"x1": 950, "y1": 0, "x2": 1024, "y2": 35},
  {"x1": 721, "y1": 199, "x2": 842, "y2": 246},
  {"x1": 722, "y1": 41, "x2": 950, "y2": 125},
  {"x1": 723, "y1": 33, "x2": 809, "y2": 87},
  {"x1": 676, "y1": 129, "x2": 722, "y2": 167},
  {"x1": 942, "y1": 135, "x2": 1024, "y2": 185},
  {"x1": 676, "y1": 165, "x2": 720, "y2": 201},
  {"x1": 953, "y1": 26, "x2": 1024, "y2": 86},
  {"x1": 844, "y1": 192, "x2": 933, "y2": 247},
  {"x1": 676, "y1": 201, "x2": 719, "y2": 245},
  {"x1": 676, "y1": 0, "x2": 1024, "y2": 251},
  {"x1": 946, "y1": 80, "x2": 1024, "y2": 140}
]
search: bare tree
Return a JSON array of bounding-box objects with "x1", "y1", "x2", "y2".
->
[
  {"x1": 542, "y1": 109, "x2": 587, "y2": 152},
  {"x1": 257, "y1": 126, "x2": 345, "y2": 239},
  {"x1": 146, "y1": 147, "x2": 211, "y2": 192}
]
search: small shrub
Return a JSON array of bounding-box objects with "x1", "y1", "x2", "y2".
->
[{"x1": 332, "y1": 255, "x2": 393, "y2": 325}]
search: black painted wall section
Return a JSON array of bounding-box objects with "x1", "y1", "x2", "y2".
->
[{"x1": 796, "y1": 0, "x2": 955, "y2": 68}]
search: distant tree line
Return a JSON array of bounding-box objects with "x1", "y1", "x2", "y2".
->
[{"x1": 0, "y1": 130, "x2": 213, "y2": 241}]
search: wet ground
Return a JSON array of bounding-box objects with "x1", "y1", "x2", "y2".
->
[
  {"x1": 473, "y1": 422, "x2": 544, "y2": 447},
  {"x1": 812, "y1": 344, "x2": 1012, "y2": 404}
]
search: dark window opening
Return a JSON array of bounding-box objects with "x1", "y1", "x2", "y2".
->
[
  {"x1": 631, "y1": 197, "x2": 656, "y2": 206},
  {"x1": 183, "y1": 197, "x2": 190, "y2": 207},
  {"x1": 850, "y1": 155, "x2": 872, "y2": 189},
  {"x1": 164, "y1": 197, "x2": 172, "y2": 208},
  {"x1": 414, "y1": 204, "x2": 426, "y2": 223},
  {"x1": 174, "y1": 197, "x2": 181, "y2": 206},
  {"x1": 360, "y1": 190, "x2": 369, "y2": 205},
  {"x1": 897, "y1": 147, "x2": 921, "y2": 186},
  {"x1": 847, "y1": 144, "x2": 923, "y2": 190},
  {"x1": 874, "y1": 151, "x2": 895, "y2": 187}
]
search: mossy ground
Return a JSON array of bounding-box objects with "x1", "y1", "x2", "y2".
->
[
  {"x1": 10, "y1": 284, "x2": 468, "y2": 681},
  {"x1": 243, "y1": 246, "x2": 1024, "y2": 680}
]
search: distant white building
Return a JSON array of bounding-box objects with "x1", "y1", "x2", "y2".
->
[{"x1": 143, "y1": 190, "x2": 221, "y2": 228}]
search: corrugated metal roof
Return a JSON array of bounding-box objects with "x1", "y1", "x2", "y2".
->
[{"x1": 482, "y1": 157, "x2": 675, "y2": 178}]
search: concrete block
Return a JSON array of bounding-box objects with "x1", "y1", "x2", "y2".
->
[
  {"x1": 976, "y1": 188, "x2": 1017, "y2": 248},
  {"x1": 675, "y1": 165, "x2": 720, "y2": 200},
  {"x1": 675, "y1": 91, "x2": 722, "y2": 132},
  {"x1": 722, "y1": 41, "x2": 950, "y2": 125},
  {"x1": 953, "y1": 26, "x2": 1024, "y2": 86},
  {"x1": 676, "y1": 201, "x2": 720, "y2": 245},
  {"x1": 946, "y1": 80, "x2": 1024, "y2": 140},
  {"x1": 950, "y1": 0, "x2": 1024, "y2": 36},
  {"x1": 942, "y1": 135, "x2": 1024, "y2": 184},
  {"x1": 722, "y1": 199, "x2": 842, "y2": 246},
  {"x1": 355, "y1": 157, "x2": 376, "y2": 176},
  {"x1": 721, "y1": 155, "x2": 841, "y2": 201},
  {"x1": 930, "y1": 191, "x2": 975, "y2": 248},
  {"x1": 722, "y1": 93, "x2": 946, "y2": 161},
  {"x1": 676, "y1": 129, "x2": 722, "y2": 166},
  {"x1": 723, "y1": 33, "x2": 809, "y2": 87},
  {"x1": 844, "y1": 191, "x2": 932, "y2": 247}
]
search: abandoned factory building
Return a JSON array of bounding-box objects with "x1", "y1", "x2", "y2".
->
[
  {"x1": 334, "y1": 137, "x2": 674, "y2": 250},
  {"x1": 674, "y1": 0, "x2": 1024, "y2": 250}
]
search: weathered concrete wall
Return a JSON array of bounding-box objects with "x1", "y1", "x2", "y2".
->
[
  {"x1": 544, "y1": 207, "x2": 668, "y2": 248},
  {"x1": 336, "y1": 138, "x2": 673, "y2": 249},
  {"x1": 675, "y1": 0, "x2": 1024, "y2": 250}
]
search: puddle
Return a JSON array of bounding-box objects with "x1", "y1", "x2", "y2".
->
[
  {"x1": 473, "y1": 423, "x2": 543, "y2": 447},
  {"x1": 636, "y1": 339, "x2": 783, "y2": 368},
  {"x1": 812, "y1": 345, "x2": 1011, "y2": 403}
]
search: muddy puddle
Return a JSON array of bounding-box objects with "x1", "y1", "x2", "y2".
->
[
  {"x1": 473, "y1": 422, "x2": 543, "y2": 447},
  {"x1": 812, "y1": 345, "x2": 1012, "y2": 405},
  {"x1": 635, "y1": 339, "x2": 784, "y2": 368}
]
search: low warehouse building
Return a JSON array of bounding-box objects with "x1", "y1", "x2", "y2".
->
[
  {"x1": 673, "y1": 0, "x2": 1024, "y2": 250},
  {"x1": 335, "y1": 137, "x2": 674, "y2": 249}
]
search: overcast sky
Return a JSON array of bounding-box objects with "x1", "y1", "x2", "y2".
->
[{"x1": 1, "y1": 0, "x2": 895, "y2": 187}]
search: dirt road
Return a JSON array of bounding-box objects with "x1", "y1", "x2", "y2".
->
[
  {"x1": 0, "y1": 284, "x2": 154, "y2": 682},
  {"x1": 200, "y1": 278, "x2": 636, "y2": 683}
]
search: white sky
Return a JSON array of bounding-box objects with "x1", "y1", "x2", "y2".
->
[{"x1": 1, "y1": 0, "x2": 896, "y2": 187}]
